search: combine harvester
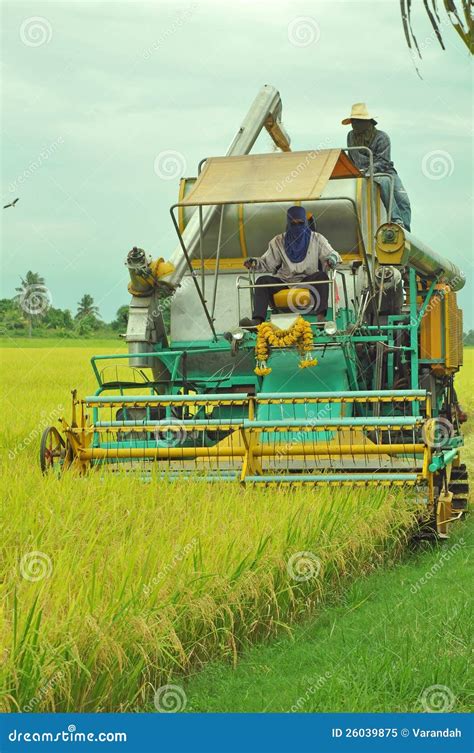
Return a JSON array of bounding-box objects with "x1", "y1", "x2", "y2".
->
[{"x1": 40, "y1": 85, "x2": 468, "y2": 538}]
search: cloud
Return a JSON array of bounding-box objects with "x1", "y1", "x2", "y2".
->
[{"x1": 1, "y1": 0, "x2": 472, "y2": 324}]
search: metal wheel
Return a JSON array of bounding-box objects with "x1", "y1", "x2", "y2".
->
[{"x1": 39, "y1": 426, "x2": 65, "y2": 474}]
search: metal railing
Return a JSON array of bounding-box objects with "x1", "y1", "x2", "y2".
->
[{"x1": 235, "y1": 271, "x2": 337, "y2": 326}]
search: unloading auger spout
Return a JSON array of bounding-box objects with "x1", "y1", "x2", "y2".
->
[
  {"x1": 166, "y1": 83, "x2": 291, "y2": 287},
  {"x1": 124, "y1": 84, "x2": 291, "y2": 360}
]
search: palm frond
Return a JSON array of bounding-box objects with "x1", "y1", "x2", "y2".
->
[
  {"x1": 443, "y1": 0, "x2": 474, "y2": 52},
  {"x1": 423, "y1": 0, "x2": 446, "y2": 48},
  {"x1": 401, "y1": 0, "x2": 422, "y2": 57},
  {"x1": 401, "y1": 0, "x2": 473, "y2": 56}
]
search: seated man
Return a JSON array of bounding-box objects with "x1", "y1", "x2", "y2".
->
[
  {"x1": 342, "y1": 102, "x2": 411, "y2": 231},
  {"x1": 239, "y1": 205, "x2": 341, "y2": 328}
]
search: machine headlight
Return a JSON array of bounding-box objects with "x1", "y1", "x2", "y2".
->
[{"x1": 324, "y1": 320, "x2": 337, "y2": 336}]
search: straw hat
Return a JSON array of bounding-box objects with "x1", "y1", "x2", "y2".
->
[{"x1": 342, "y1": 103, "x2": 377, "y2": 125}]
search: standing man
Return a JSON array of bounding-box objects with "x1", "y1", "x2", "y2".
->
[{"x1": 342, "y1": 103, "x2": 411, "y2": 231}]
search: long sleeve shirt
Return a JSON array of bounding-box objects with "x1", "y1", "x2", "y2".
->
[
  {"x1": 347, "y1": 129, "x2": 396, "y2": 175},
  {"x1": 253, "y1": 232, "x2": 341, "y2": 282}
]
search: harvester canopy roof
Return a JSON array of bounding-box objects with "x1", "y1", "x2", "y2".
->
[{"x1": 179, "y1": 149, "x2": 361, "y2": 206}]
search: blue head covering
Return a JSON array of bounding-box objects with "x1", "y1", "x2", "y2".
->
[{"x1": 284, "y1": 206, "x2": 312, "y2": 263}]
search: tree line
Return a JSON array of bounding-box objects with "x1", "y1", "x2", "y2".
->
[
  {"x1": 2, "y1": 269, "x2": 474, "y2": 344},
  {"x1": 0, "y1": 270, "x2": 129, "y2": 338}
]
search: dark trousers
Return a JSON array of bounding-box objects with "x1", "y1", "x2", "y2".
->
[{"x1": 252, "y1": 273, "x2": 330, "y2": 320}]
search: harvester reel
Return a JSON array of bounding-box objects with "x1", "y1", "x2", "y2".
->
[{"x1": 39, "y1": 426, "x2": 67, "y2": 475}]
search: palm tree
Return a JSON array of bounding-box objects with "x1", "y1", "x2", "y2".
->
[
  {"x1": 76, "y1": 294, "x2": 100, "y2": 320},
  {"x1": 15, "y1": 271, "x2": 45, "y2": 297},
  {"x1": 15, "y1": 271, "x2": 47, "y2": 336},
  {"x1": 112, "y1": 305, "x2": 129, "y2": 331},
  {"x1": 400, "y1": 1, "x2": 473, "y2": 58}
]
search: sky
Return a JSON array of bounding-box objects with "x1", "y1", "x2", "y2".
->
[{"x1": 1, "y1": 0, "x2": 473, "y2": 324}]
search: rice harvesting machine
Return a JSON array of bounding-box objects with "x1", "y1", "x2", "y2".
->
[{"x1": 41, "y1": 85, "x2": 468, "y2": 537}]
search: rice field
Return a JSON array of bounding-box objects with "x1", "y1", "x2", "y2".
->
[{"x1": 0, "y1": 341, "x2": 471, "y2": 712}]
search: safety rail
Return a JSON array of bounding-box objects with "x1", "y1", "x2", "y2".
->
[
  {"x1": 236, "y1": 272, "x2": 337, "y2": 326},
  {"x1": 85, "y1": 394, "x2": 249, "y2": 405},
  {"x1": 257, "y1": 390, "x2": 427, "y2": 400}
]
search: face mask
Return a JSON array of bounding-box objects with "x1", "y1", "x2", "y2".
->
[{"x1": 352, "y1": 119, "x2": 370, "y2": 133}]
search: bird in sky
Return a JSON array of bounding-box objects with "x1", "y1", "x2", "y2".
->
[{"x1": 3, "y1": 198, "x2": 19, "y2": 209}]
